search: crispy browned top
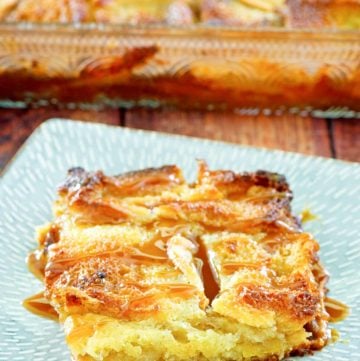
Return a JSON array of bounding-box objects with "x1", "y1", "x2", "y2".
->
[
  {"x1": 32, "y1": 162, "x2": 323, "y2": 326},
  {"x1": 2, "y1": 0, "x2": 358, "y2": 30},
  {"x1": 29, "y1": 161, "x2": 329, "y2": 351}
]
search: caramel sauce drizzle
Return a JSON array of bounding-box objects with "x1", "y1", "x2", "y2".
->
[
  {"x1": 27, "y1": 250, "x2": 47, "y2": 280},
  {"x1": 222, "y1": 262, "x2": 262, "y2": 275},
  {"x1": 25, "y1": 222, "x2": 350, "y2": 327},
  {"x1": 24, "y1": 178, "x2": 349, "y2": 328},
  {"x1": 42, "y1": 237, "x2": 170, "y2": 280},
  {"x1": 23, "y1": 291, "x2": 58, "y2": 321},
  {"x1": 195, "y1": 238, "x2": 220, "y2": 303},
  {"x1": 300, "y1": 208, "x2": 318, "y2": 224},
  {"x1": 330, "y1": 329, "x2": 340, "y2": 343},
  {"x1": 325, "y1": 297, "x2": 349, "y2": 323},
  {"x1": 25, "y1": 233, "x2": 201, "y2": 320},
  {"x1": 128, "y1": 284, "x2": 198, "y2": 309}
]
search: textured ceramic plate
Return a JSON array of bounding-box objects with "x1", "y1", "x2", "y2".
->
[{"x1": 0, "y1": 119, "x2": 359, "y2": 361}]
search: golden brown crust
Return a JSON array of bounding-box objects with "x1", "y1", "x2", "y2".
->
[
  {"x1": 238, "y1": 281, "x2": 320, "y2": 319},
  {"x1": 1, "y1": 0, "x2": 359, "y2": 29},
  {"x1": 59, "y1": 165, "x2": 184, "y2": 197},
  {"x1": 28, "y1": 161, "x2": 330, "y2": 359}
]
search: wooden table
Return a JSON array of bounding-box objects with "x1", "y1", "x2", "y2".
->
[{"x1": 0, "y1": 107, "x2": 359, "y2": 172}]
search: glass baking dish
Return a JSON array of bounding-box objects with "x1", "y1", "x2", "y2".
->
[{"x1": 0, "y1": 23, "x2": 359, "y2": 116}]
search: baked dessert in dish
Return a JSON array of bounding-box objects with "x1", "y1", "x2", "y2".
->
[
  {"x1": 25, "y1": 161, "x2": 334, "y2": 361},
  {"x1": 1, "y1": 0, "x2": 359, "y2": 28},
  {"x1": 0, "y1": 0, "x2": 196, "y2": 24}
]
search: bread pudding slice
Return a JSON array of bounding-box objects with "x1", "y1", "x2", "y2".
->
[{"x1": 27, "y1": 161, "x2": 330, "y2": 361}]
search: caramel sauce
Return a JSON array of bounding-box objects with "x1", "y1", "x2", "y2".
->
[
  {"x1": 134, "y1": 237, "x2": 168, "y2": 260},
  {"x1": 45, "y1": 237, "x2": 170, "y2": 279},
  {"x1": 222, "y1": 262, "x2": 262, "y2": 275},
  {"x1": 195, "y1": 238, "x2": 220, "y2": 303},
  {"x1": 300, "y1": 208, "x2": 318, "y2": 224},
  {"x1": 23, "y1": 291, "x2": 58, "y2": 321},
  {"x1": 110, "y1": 174, "x2": 179, "y2": 196},
  {"x1": 24, "y1": 188, "x2": 336, "y2": 322},
  {"x1": 325, "y1": 297, "x2": 349, "y2": 323},
  {"x1": 25, "y1": 219, "x2": 298, "y2": 319},
  {"x1": 330, "y1": 328, "x2": 340, "y2": 343},
  {"x1": 27, "y1": 225, "x2": 60, "y2": 280},
  {"x1": 228, "y1": 192, "x2": 283, "y2": 202},
  {"x1": 129, "y1": 283, "x2": 198, "y2": 308},
  {"x1": 27, "y1": 249, "x2": 47, "y2": 280}
]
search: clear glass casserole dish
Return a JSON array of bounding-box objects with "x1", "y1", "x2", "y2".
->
[{"x1": 0, "y1": 22, "x2": 359, "y2": 116}]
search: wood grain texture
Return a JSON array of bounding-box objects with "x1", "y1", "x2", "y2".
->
[
  {"x1": 1, "y1": 107, "x2": 358, "y2": 174},
  {"x1": 0, "y1": 108, "x2": 120, "y2": 170},
  {"x1": 125, "y1": 109, "x2": 332, "y2": 157},
  {"x1": 332, "y1": 119, "x2": 360, "y2": 162}
]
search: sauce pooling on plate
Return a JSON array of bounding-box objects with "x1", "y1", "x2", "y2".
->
[
  {"x1": 27, "y1": 249, "x2": 46, "y2": 280},
  {"x1": 25, "y1": 249, "x2": 58, "y2": 321},
  {"x1": 325, "y1": 297, "x2": 349, "y2": 323},
  {"x1": 23, "y1": 292, "x2": 58, "y2": 321}
]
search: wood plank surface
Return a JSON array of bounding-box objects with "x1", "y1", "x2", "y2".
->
[
  {"x1": 332, "y1": 119, "x2": 360, "y2": 163},
  {"x1": 0, "y1": 108, "x2": 120, "y2": 170},
  {"x1": 1, "y1": 108, "x2": 359, "y2": 173},
  {"x1": 125, "y1": 109, "x2": 332, "y2": 157}
]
